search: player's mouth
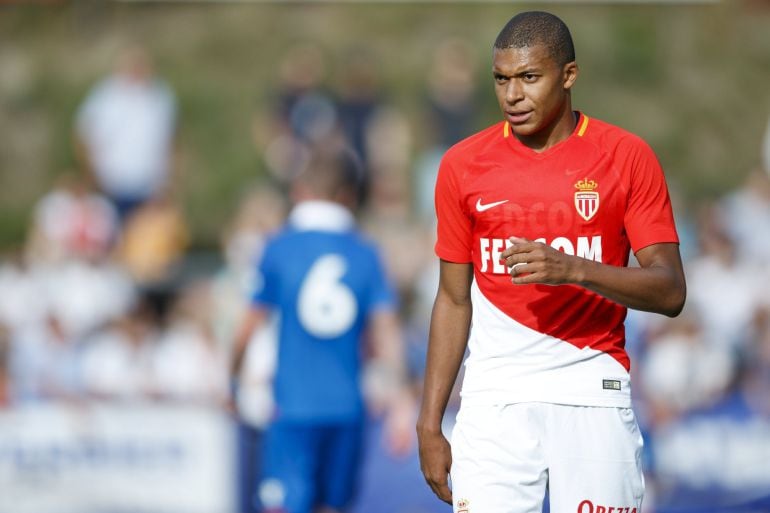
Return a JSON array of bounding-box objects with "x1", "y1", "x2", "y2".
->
[{"x1": 506, "y1": 110, "x2": 533, "y2": 125}]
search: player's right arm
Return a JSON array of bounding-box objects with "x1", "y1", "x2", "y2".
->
[
  {"x1": 417, "y1": 260, "x2": 473, "y2": 505},
  {"x1": 230, "y1": 306, "x2": 269, "y2": 383}
]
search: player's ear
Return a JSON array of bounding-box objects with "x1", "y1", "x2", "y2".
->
[{"x1": 563, "y1": 61, "x2": 578, "y2": 91}]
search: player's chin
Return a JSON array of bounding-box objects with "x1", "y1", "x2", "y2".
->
[{"x1": 508, "y1": 121, "x2": 540, "y2": 137}]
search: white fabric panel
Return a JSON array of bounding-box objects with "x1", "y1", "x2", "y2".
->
[{"x1": 460, "y1": 281, "x2": 631, "y2": 408}]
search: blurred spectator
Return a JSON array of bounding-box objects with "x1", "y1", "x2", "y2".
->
[
  {"x1": 365, "y1": 107, "x2": 413, "y2": 187},
  {"x1": 78, "y1": 300, "x2": 157, "y2": 401},
  {"x1": 8, "y1": 313, "x2": 82, "y2": 403},
  {"x1": 424, "y1": 37, "x2": 479, "y2": 149},
  {"x1": 276, "y1": 44, "x2": 338, "y2": 145},
  {"x1": 362, "y1": 175, "x2": 433, "y2": 303},
  {"x1": 257, "y1": 43, "x2": 339, "y2": 185},
  {"x1": 720, "y1": 168, "x2": 770, "y2": 263},
  {"x1": 151, "y1": 280, "x2": 228, "y2": 404},
  {"x1": 640, "y1": 311, "x2": 736, "y2": 428},
  {"x1": 42, "y1": 254, "x2": 136, "y2": 341},
  {"x1": 739, "y1": 306, "x2": 770, "y2": 417},
  {"x1": 0, "y1": 324, "x2": 10, "y2": 407},
  {"x1": 685, "y1": 202, "x2": 762, "y2": 350},
  {"x1": 361, "y1": 106, "x2": 433, "y2": 312},
  {"x1": 26, "y1": 172, "x2": 118, "y2": 264},
  {"x1": 414, "y1": 37, "x2": 479, "y2": 222},
  {"x1": 116, "y1": 193, "x2": 189, "y2": 286},
  {"x1": 74, "y1": 45, "x2": 178, "y2": 221},
  {"x1": 0, "y1": 250, "x2": 48, "y2": 334},
  {"x1": 335, "y1": 47, "x2": 387, "y2": 202}
]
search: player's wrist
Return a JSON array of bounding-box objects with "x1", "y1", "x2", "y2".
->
[
  {"x1": 571, "y1": 255, "x2": 590, "y2": 285},
  {"x1": 416, "y1": 414, "x2": 444, "y2": 437}
]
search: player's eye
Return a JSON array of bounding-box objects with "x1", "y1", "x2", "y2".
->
[
  {"x1": 523, "y1": 73, "x2": 537, "y2": 82},
  {"x1": 493, "y1": 74, "x2": 508, "y2": 84}
]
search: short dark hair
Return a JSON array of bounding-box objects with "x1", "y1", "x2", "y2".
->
[
  {"x1": 297, "y1": 143, "x2": 364, "y2": 202},
  {"x1": 494, "y1": 11, "x2": 575, "y2": 66}
]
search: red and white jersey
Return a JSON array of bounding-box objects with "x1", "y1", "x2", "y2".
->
[{"x1": 435, "y1": 113, "x2": 679, "y2": 407}]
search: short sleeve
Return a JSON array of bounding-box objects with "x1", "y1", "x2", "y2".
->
[
  {"x1": 434, "y1": 154, "x2": 473, "y2": 263},
  {"x1": 366, "y1": 248, "x2": 398, "y2": 313},
  {"x1": 251, "y1": 241, "x2": 279, "y2": 307},
  {"x1": 623, "y1": 139, "x2": 680, "y2": 253}
]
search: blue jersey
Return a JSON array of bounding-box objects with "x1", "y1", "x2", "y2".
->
[{"x1": 253, "y1": 201, "x2": 397, "y2": 423}]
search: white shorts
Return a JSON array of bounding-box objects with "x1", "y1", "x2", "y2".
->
[{"x1": 450, "y1": 402, "x2": 644, "y2": 513}]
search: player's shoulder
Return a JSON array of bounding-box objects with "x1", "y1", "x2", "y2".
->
[
  {"x1": 259, "y1": 224, "x2": 303, "y2": 258},
  {"x1": 269, "y1": 223, "x2": 378, "y2": 255},
  {"x1": 442, "y1": 122, "x2": 507, "y2": 164},
  {"x1": 346, "y1": 229, "x2": 384, "y2": 258},
  {"x1": 581, "y1": 114, "x2": 656, "y2": 156}
]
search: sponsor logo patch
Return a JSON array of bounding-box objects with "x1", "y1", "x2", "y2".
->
[
  {"x1": 457, "y1": 498, "x2": 470, "y2": 513},
  {"x1": 602, "y1": 379, "x2": 621, "y2": 391},
  {"x1": 574, "y1": 178, "x2": 599, "y2": 221}
]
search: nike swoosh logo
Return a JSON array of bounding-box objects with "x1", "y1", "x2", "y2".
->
[{"x1": 476, "y1": 198, "x2": 509, "y2": 212}]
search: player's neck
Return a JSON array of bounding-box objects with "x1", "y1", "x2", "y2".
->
[{"x1": 515, "y1": 105, "x2": 577, "y2": 153}]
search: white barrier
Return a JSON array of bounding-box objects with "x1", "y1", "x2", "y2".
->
[
  {"x1": 0, "y1": 403, "x2": 236, "y2": 513},
  {"x1": 654, "y1": 416, "x2": 770, "y2": 491}
]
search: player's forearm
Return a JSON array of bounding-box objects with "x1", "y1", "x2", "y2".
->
[
  {"x1": 231, "y1": 307, "x2": 268, "y2": 377},
  {"x1": 417, "y1": 294, "x2": 471, "y2": 435},
  {"x1": 505, "y1": 239, "x2": 685, "y2": 317},
  {"x1": 368, "y1": 310, "x2": 408, "y2": 382},
  {"x1": 574, "y1": 251, "x2": 685, "y2": 317},
  {"x1": 367, "y1": 310, "x2": 413, "y2": 416}
]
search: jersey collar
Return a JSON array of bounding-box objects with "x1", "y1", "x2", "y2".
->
[
  {"x1": 503, "y1": 111, "x2": 589, "y2": 157},
  {"x1": 288, "y1": 200, "x2": 355, "y2": 233}
]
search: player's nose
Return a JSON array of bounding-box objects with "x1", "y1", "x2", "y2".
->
[{"x1": 505, "y1": 80, "x2": 524, "y2": 103}]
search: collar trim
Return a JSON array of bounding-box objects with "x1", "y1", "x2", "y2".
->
[{"x1": 288, "y1": 200, "x2": 355, "y2": 232}]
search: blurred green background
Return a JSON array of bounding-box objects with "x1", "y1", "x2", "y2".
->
[{"x1": 1, "y1": 1, "x2": 768, "y2": 249}]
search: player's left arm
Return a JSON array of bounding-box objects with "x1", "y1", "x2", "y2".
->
[
  {"x1": 501, "y1": 237, "x2": 686, "y2": 317},
  {"x1": 366, "y1": 309, "x2": 416, "y2": 456},
  {"x1": 231, "y1": 306, "x2": 270, "y2": 380}
]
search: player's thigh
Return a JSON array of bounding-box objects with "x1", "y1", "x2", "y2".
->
[
  {"x1": 318, "y1": 422, "x2": 364, "y2": 510},
  {"x1": 260, "y1": 422, "x2": 320, "y2": 513},
  {"x1": 450, "y1": 403, "x2": 548, "y2": 513},
  {"x1": 547, "y1": 406, "x2": 644, "y2": 513}
]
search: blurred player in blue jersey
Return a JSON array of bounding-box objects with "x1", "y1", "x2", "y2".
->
[{"x1": 232, "y1": 143, "x2": 413, "y2": 513}]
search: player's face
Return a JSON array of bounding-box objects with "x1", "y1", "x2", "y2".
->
[{"x1": 492, "y1": 44, "x2": 578, "y2": 149}]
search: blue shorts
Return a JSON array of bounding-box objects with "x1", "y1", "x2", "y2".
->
[{"x1": 260, "y1": 420, "x2": 364, "y2": 513}]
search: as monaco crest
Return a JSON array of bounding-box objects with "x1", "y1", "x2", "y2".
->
[{"x1": 574, "y1": 178, "x2": 599, "y2": 221}]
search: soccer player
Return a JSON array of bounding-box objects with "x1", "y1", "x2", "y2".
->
[
  {"x1": 231, "y1": 144, "x2": 412, "y2": 513},
  {"x1": 416, "y1": 11, "x2": 686, "y2": 513}
]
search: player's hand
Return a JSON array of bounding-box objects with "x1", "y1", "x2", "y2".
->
[
  {"x1": 417, "y1": 428, "x2": 453, "y2": 504},
  {"x1": 500, "y1": 236, "x2": 579, "y2": 285},
  {"x1": 384, "y1": 390, "x2": 417, "y2": 457}
]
